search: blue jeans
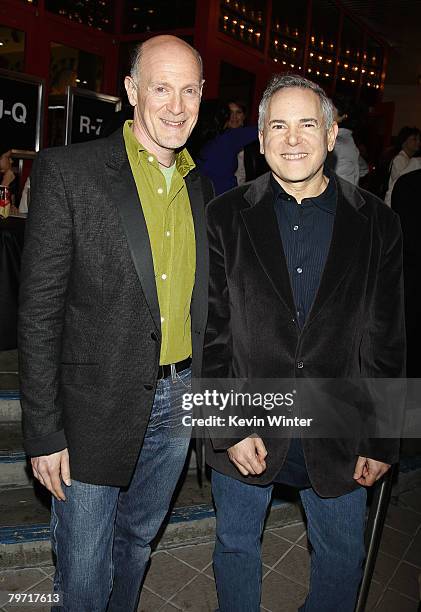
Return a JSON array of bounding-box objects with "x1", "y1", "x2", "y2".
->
[
  {"x1": 51, "y1": 368, "x2": 191, "y2": 612},
  {"x1": 212, "y1": 469, "x2": 367, "y2": 612}
]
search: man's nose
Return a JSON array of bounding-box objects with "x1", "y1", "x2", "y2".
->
[
  {"x1": 285, "y1": 127, "x2": 301, "y2": 146},
  {"x1": 166, "y1": 92, "x2": 184, "y2": 115}
]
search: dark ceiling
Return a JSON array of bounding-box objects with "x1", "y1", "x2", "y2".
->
[{"x1": 340, "y1": 0, "x2": 421, "y2": 45}]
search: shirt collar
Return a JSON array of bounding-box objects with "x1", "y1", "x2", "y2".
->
[
  {"x1": 123, "y1": 120, "x2": 195, "y2": 178},
  {"x1": 270, "y1": 166, "x2": 337, "y2": 214}
]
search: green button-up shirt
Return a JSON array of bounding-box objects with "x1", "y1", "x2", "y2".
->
[{"x1": 123, "y1": 120, "x2": 196, "y2": 365}]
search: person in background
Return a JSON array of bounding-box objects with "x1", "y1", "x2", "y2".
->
[
  {"x1": 226, "y1": 99, "x2": 247, "y2": 130},
  {"x1": 328, "y1": 95, "x2": 368, "y2": 185},
  {"x1": 0, "y1": 149, "x2": 15, "y2": 188},
  {"x1": 227, "y1": 99, "x2": 269, "y2": 185},
  {"x1": 226, "y1": 100, "x2": 249, "y2": 186},
  {"x1": 17, "y1": 176, "x2": 29, "y2": 215},
  {"x1": 196, "y1": 102, "x2": 258, "y2": 195},
  {"x1": 385, "y1": 126, "x2": 421, "y2": 205},
  {"x1": 391, "y1": 167, "x2": 421, "y2": 377}
]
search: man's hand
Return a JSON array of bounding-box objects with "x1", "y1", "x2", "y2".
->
[
  {"x1": 31, "y1": 449, "x2": 71, "y2": 501},
  {"x1": 353, "y1": 456, "x2": 390, "y2": 487},
  {"x1": 227, "y1": 436, "x2": 267, "y2": 476}
]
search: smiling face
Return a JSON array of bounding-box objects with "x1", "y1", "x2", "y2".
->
[
  {"x1": 125, "y1": 37, "x2": 203, "y2": 165},
  {"x1": 259, "y1": 87, "x2": 337, "y2": 194},
  {"x1": 226, "y1": 102, "x2": 245, "y2": 129}
]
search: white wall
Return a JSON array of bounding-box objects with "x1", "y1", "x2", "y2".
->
[{"x1": 382, "y1": 85, "x2": 421, "y2": 135}]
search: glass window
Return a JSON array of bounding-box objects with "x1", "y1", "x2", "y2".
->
[
  {"x1": 270, "y1": 0, "x2": 307, "y2": 71},
  {"x1": 219, "y1": 0, "x2": 266, "y2": 51},
  {"x1": 49, "y1": 43, "x2": 104, "y2": 94},
  {"x1": 340, "y1": 15, "x2": 364, "y2": 63},
  {"x1": 45, "y1": 0, "x2": 114, "y2": 32},
  {"x1": 335, "y1": 16, "x2": 364, "y2": 93},
  {"x1": 0, "y1": 27, "x2": 25, "y2": 73},
  {"x1": 361, "y1": 37, "x2": 383, "y2": 96},
  {"x1": 310, "y1": 0, "x2": 340, "y2": 54},
  {"x1": 307, "y1": 0, "x2": 339, "y2": 87},
  {"x1": 124, "y1": 0, "x2": 196, "y2": 34}
]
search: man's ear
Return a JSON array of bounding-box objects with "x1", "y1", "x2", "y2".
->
[
  {"x1": 258, "y1": 131, "x2": 265, "y2": 155},
  {"x1": 327, "y1": 121, "x2": 339, "y2": 152},
  {"x1": 124, "y1": 76, "x2": 137, "y2": 107}
]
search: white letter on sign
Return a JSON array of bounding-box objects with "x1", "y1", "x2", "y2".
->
[
  {"x1": 12, "y1": 102, "x2": 27, "y2": 124},
  {"x1": 80, "y1": 115, "x2": 91, "y2": 134}
]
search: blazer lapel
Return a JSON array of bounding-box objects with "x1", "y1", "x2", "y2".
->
[
  {"x1": 241, "y1": 175, "x2": 297, "y2": 318},
  {"x1": 186, "y1": 171, "x2": 209, "y2": 331},
  {"x1": 305, "y1": 177, "x2": 368, "y2": 327},
  {"x1": 105, "y1": 130, "x2": 161, "y2": 333}
]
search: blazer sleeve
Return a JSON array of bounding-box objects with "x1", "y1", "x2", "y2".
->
[
  {"x1": 358, "y1": 212, "x2": 406, "y2": 464},
  {"x1": 203, "y1": 202, "x2": 233, "y2": 380},
  {"x1": 18, "y1": 151, "x2": 72, "y2": 457},
  {"x1": 202, "y1": 202, "x2": 247, "y2": 450}
]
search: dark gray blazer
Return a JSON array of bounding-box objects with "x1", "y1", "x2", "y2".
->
[
  {"x1": 204, "y1": 172, "x2": 405, "y2": 498},
  {"x1": 19, "y1": 129, "x2": 213, "y2": 486}
]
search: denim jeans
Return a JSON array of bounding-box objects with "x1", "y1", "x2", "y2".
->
[
  {"x1": 212, "y1": 469, "x2": 367, "y2": 612},
  {"x1": 50, "y1": 368, "x2": 191, "y2": 612}
]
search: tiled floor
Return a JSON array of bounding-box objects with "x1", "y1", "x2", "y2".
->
[{"x1": 0, "y1": 487, "x2": 419, "y2": 612}]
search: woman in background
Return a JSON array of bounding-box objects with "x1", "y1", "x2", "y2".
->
[{"x1": 196, "y1": 102, "x2": 258, "y2": 196}]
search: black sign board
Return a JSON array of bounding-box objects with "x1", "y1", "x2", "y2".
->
[
  {"x1": 65, "y1": 87, "x2": 121, "y2": 144},
  {"x1": 0, "y1": 69, "x2": 44, "y2": 154}
]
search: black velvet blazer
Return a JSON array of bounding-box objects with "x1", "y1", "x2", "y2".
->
[
  {"x1": 203, "y1": 172, "x2": 405, "y2": 497},
  {"x1": 19, "y1": 129, "x2": 213, "y2": 486}
]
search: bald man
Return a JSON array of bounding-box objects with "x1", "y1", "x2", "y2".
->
[{"x1": 19, "y1": 35, "x2": 213, "y2": 611}]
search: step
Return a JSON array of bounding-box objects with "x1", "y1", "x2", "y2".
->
[
  {"x1": 1, "y1": 465, "x2": 420, "y2": 570},
  {"x1": 0, "y1": 477, "x2": 302, "y2": 569},
  {"x1": 0, "y1": 391, "x2": 21, "y2": 422},
  {"x1": 0, "y1": 422, "x2": 31, "y2": 486}
]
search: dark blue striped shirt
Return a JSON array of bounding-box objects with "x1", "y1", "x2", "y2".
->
[
  {"x1": 271, "y1": 173, "x2": 336, "y2": 328},
  {"x1": 271, "y1": 172, "x2": 337, "y2": 488}
]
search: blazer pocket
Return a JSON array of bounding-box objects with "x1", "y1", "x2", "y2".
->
[{"x1": 60, "y1": 363, "x2": 100, "y2": 386}]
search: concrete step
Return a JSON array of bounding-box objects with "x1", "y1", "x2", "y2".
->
[
  {"x1": 0, "y1": 422, "x2": 31, "y2": 486},
  {"x1": 0, "y1": 392, "x2": 21, "y2": 422},
  {"x1": 0, "y1": 373, "x2": 19, "y2": 390},
  {"x1": 1, "y1": 465, "x2": 420, "y2": 570},
  {"x1": 0, "y1": 475, "x2": 302, "y2": 569}
]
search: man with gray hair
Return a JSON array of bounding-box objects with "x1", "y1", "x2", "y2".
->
[
  {"x1": 19, "y1": 34, "x2": 213, "y2": 611},
  {"x1": 204, "y1": 74, "x2": 405, "y2": 611}
]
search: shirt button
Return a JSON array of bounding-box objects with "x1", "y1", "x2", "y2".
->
[
  {"x1": 166, "y1": 231, "x2": 171, "y2": 237},
  {"x1": 293, "y1": 225, "x2": 299, "y2": 231},
  {"x1": 161, "y1": 274, "x2": 167, "y2": 280},
  {"x1": 297, "y1": 361, "x2": 304, "y2": 369},
  {"x1": 157, "y1": 187, "x2": 164, "y2": 194},
  {"x1": 148, "y1": 155, "x2": 154, "y2": 162},
  {"x1": 161, "y1": 316, "x2": 165, "y2": 323},
  {"x1": 297, "y1": 267, "x2": 303, "y2": 274}
]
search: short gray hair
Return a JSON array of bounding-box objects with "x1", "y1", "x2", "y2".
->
[
  {"x1": 130, "y1": 40, "x2": 203, "y2": 84},
  {"x1": 258, "y1": 74, "x2": 335, "y2": 131}
]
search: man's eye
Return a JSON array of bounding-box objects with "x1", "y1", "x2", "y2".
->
[
  {"x1": 303, "y1": 123, "x2": 317, "y2": 128},
  {"x1": 272, "y1": 124, "x2": 286, "y2": 129},
  {"x1": 153, "y1": 86, "x2": 168, "y2": 95},
  {"x1": 184, "y1": 88, "x2": 199, "y2": 96}
]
